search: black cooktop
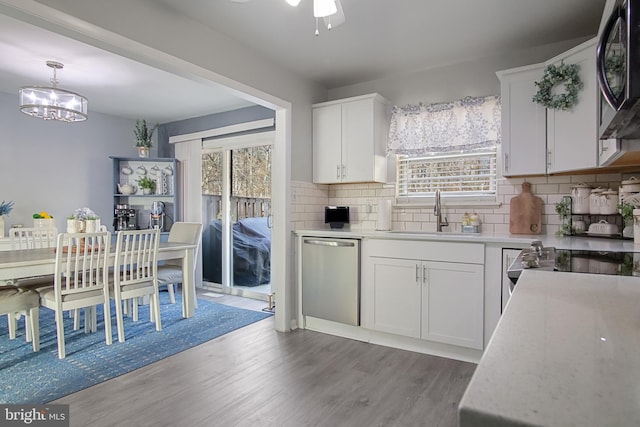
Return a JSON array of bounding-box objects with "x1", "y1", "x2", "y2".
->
[
  {"x1": 508, "y1": 248, "x2": 640, "y2": 284},
  {"x1": 555, "y1": 249, "x2": 639, "y2": 275}
]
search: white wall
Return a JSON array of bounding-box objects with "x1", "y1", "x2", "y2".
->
[{"x1": 0, "y1": 91, "x2": 137, "y2": 233}]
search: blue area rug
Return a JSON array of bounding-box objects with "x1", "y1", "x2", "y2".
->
[{"x1": 0, "y1": 292, "x2": 272, "y2": 404}]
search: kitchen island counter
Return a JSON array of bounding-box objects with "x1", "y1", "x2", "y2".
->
[{"x1": 458, "y1": 269, "x2": 640, "y2": 426}]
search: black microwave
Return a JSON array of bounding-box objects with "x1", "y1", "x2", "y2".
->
[{"x1": 597, "y1": 0, "x2": 640, "y2": 139}]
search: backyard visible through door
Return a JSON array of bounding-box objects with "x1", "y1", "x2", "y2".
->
[{"x1": 200, "y1": 137, "x2": 272, "y2": 301}]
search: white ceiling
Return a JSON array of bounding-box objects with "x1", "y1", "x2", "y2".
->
[
  {"x1": 156, "y1": 0, "x2": 605, "y2": 88},
  {"x1": 0, "y1": 13, "x2": 255, "y2": 123},
  {"x1": 0, "y1": 0, "x2": 605, "y2": 123}
]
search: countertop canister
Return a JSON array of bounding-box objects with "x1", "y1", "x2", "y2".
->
[
  {"x1": 600, "y1": 189, "x2": 619, "y2": 215},
  {"x1": 571, "y1": 183, "x2": 591, "y2": 214},
  {"x1": 621, "y1": 176, "x2": 640, "y2": 192},
  {"x1": 589, "y1": 187, "x2": 605, "y2": 215}
]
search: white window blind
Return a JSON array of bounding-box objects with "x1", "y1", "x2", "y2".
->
[{"x1": 396, "y1": 148, "x2": 497, "y2": 199}]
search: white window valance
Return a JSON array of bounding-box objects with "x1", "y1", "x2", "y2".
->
[{"x1": 387, "y1": 95, "x2": 501, "y2": 156}]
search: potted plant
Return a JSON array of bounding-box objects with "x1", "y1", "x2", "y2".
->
[
  {"x1": 555, "y1": 197, "x2": 572, "y2": 236},
  {"x1": 137, "y1": 175, "x2": 156, "y2": 195},
  {"x1": 618, "y1": 202, "x2": 634, "y2": 238},
  {"x1": 33, "y1": 211, "x2": 55, "y2": 228},
  {"x1": 67, "y1": 207, "x2": 99, "y2": 233},
  {"x1": 0, "y1": 200, "x2": 14, "y2": 238},
  {"x1": 134, "y1": 119, "x2": 157, "y2": 158}
]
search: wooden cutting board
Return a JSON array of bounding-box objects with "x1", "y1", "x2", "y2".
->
[{"x1": 509, "y1": 182, "x2": 543, "y2": 234}]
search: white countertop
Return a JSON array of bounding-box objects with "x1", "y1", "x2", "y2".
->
[
  {"x1": 294, "y1": 229, "x2": 640, "y2": 252},
  {"x1": 458, "y1": 269, "x2": 640, "y2": 427}
]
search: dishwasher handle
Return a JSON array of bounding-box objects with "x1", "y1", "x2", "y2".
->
[{"x1": 303, "y1": 238, "x2": 356, "y2": 248}]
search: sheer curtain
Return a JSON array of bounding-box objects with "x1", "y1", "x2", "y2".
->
[{"x1": 387, "y1": 95, "x2": 501, "y2": 155}]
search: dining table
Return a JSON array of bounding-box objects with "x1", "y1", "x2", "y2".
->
[{"x1": 0, "y1": 242, "x2": 198, "y2": 318}]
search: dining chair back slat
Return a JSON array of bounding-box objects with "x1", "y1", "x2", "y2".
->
[
  {"x1": 58, "y1": 234, "x2": 107, "y2": 297},
  {"x1": 112, "y1": 229, "x2": 161, "y2": 343},
  {"x1": 6, "y1": 227, "x2": 58, "y2": 341},
  {"x1": 10, "y1": 227, "x2": 58, "y2": 250},
  {"x1": 39, "y1": 231, "x2": 112, "y2": 359}
]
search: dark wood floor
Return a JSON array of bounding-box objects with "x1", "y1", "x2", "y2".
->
[{"x1": 53, "y1": 294, "x2": 476, "y2": 427}]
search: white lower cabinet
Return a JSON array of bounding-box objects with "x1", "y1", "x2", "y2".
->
[
  {"x1": 364, "y1": 240, "x2": 485, "y2": 350},
  {"x1": 371, "y1": 257, "x2": 422, "y2": 338},
  {"x1": 422, "y1": 261, "x2": 484, "y2": 349}
]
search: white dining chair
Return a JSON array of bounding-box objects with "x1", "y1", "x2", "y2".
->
[
  {"x1": 0, "y1": 286, "x2": 40, "y2": 352},
  {"x1": 111, "y1": 228, "x2": 161, "y2": 343},
  {"x1": 157, "y1": 222, "x2": 203, "y2": 305},
  {"x1": 39, "y1": 231, "x2": 112, "y2": 359},
  {"x1": 10, "y1": 226, "x2": 58, "y2": 250},
  {"x1": 6, "y1": 226, "x2": 57, "y2": 341}
]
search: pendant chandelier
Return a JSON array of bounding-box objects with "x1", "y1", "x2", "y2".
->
[{"x1": 19, "y1": 61, "x2": 88, "y2": 123}]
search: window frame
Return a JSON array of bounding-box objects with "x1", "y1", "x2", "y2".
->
[{"x1": 394, "y1": 146, "x2": 500, "y2": 206}]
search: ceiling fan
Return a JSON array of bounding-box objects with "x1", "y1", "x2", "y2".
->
[{"x1": 232, "y1": 0, "x2": 346, "y2": 36}]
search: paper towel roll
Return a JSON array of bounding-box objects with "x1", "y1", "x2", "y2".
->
[{"x1": 376, "y1": 199, "x2": 392, "y2": 231}]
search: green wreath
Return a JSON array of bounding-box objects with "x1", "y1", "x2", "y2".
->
[{"x1": 532, "y1": 63, "x2": 582, "y2": 110}]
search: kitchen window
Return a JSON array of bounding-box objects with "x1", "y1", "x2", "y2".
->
[{"x1": 389, "y1": 95, "x2": 500, "y2": 204}]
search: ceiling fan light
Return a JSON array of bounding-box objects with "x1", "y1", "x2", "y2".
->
[
  {"x1": 285, "y1": 0, "x2": 302, "y2": 6},
  {"x1": 314, "y1": 0, "x2": 337, "y2": 18}
]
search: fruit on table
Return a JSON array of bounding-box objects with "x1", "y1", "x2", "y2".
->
[{"x1": 33, "y1": 211, "x2": 53, "y2": 219}]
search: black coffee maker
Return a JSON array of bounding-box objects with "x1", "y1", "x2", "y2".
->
[{"x1": 114, "y1": 204, "x2": 137, "y2": 231}]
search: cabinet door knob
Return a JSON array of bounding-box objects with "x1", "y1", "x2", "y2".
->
[
  {"x1": 504, "y1": 153, "x2": 509, "y2": 172},
  {"x1": 423, "y1": 265, "x2": 427, "y2": 285},
  {"x1": 336, "y1": 165, "x2": 340, "y2": 179},
  {"x1": 416, "y1": 265, "x2": 420, "y2": 284}
]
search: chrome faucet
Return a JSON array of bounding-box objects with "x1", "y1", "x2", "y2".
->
[{"x1": 434, "y1": 189, "x2": 449, "y2": 232}]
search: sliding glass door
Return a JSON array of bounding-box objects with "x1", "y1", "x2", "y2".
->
[{"x1": 201, "y1": 132, "x2": 273, "y2": 299}]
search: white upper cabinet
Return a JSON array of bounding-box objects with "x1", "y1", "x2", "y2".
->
[
  {"x1": 546, "y1": 38, "x2": 598, "y2": 174},
  {"x1": 497, "y1": 63, "x2": 548, "y2": 176},
  {"x1": 313, "y1": 93, "x2": 390, "y2": 184},
  {"x1": 497, "y1": 37, "x2": 599, "y2": 177}
]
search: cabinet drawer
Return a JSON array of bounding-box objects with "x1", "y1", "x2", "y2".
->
[{"x1": 364, "y1": 238, "x2": 484, "y2": 264}]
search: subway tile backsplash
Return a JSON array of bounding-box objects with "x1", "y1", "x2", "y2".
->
[{"x1": 291, "y1": 171, "x2": 639, "y2": 234}]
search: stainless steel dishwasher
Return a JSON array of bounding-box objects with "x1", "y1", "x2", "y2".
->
[{"x1": 301, "y1": 237, "x2": 360, "y2": 326}]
